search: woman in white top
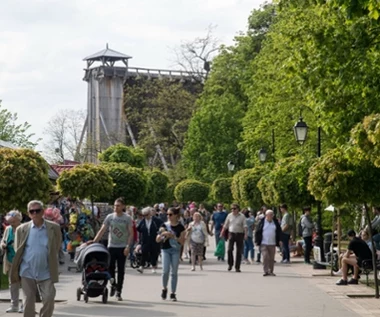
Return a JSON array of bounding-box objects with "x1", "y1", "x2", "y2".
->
[{"x1": 186, "y1": 212, "x2": 209, "y2": 271}]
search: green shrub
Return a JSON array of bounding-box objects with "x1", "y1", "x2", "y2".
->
[
  {"x1": 210, "y1": 178, "x2": 233, "y2": 204},
  {"x1": 174, "y1": 180, "x2": 210, "y2": 203}
]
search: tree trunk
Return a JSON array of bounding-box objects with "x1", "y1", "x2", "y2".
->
[{"x1": 364, "y1": 203, "x2": 379, "y2": 298}]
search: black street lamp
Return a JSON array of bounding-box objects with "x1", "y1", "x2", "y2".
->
[
  {"x1": 227, "y1": 161, "x2": 235, "y2": 172},
  {"x1": 294, "y1": 113, "x2": 324, "y2": 269},
  {"x1": 293, "y1": 116, "x2": 308, "y2": 145},
  {"x1": 258, "y1": 148, "x2": 267, "y2": 163},
  {"x1": 259, "y1": 129, "x2": 276, "y2": 163}
]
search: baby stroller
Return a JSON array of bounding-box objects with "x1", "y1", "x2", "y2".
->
[
  {"x1": 130, "y1": 244, "x2": 150, "y2": 269},
  {"x1": 75, "y1": 243, "x2": 112, "y2": 304}
]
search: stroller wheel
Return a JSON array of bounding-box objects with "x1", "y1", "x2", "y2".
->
[
  {"x1": 84, "y1": 294, "x2": 89, "y2": 303},
  {"x1": 130, "y1": 260, "x2": 138, "y2": 269},
  {"x1": 76, "y1": 288, "x2": 81, "y2": 301},
  {"x1": 102, "y1": 288, "x2": 108, "y2": 304}
]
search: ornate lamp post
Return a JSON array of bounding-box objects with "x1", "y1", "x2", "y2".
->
[
  {"x1": 294, "y1": 115, "x2": 325, "y2": 269},
  {"x1": 258, "y1": 148, "x2": 268, "y2": 163},
  {"x1": 227, "y1": 161, "x2": 235, "y2": 173}
]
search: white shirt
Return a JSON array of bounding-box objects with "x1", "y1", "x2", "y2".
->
[
  {"x1": 145, "y1": 218, "x2": 152, "y2": 232},
  {"x1": 262, "y1": 219, "x2": 276, "y2": 245}
]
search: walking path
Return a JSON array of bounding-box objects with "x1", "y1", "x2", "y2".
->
[{"x1": 0, "y1": 250, "x2": 379, "y2": 316}]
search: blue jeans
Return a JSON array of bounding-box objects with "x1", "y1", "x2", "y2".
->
[
  {"x1": 161, "y1": 248, "x2": 180, "y2": 294},
  {"x1": 244, "y1": 237, "x2": 255, "y2": 260},
  {"x1": 215, "y1": 230, "x2": 225, "y2": 260},
  {"x1": 281, "y1": 233, "x2": 290, "y2": 261}
]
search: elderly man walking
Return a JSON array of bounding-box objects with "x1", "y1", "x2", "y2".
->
[
  {"x1": 11, "y1": 200, "x2": 62, "y2": 317},
  {"x1": 220, "y1": 204, "x2": 247, "y2": 272},
  {"x1": 255, "y1": 210, "x2": 282, "y2": 276},
  {"x1": 137, "y1": 207, "x2": 163, "y2": 274}
]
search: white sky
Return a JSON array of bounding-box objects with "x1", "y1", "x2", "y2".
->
[{"x1": 0, "y1": 0, "x2": 264, "y2": 148}]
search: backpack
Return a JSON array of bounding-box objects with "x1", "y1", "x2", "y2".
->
[{"x1": 298, "y1": 218, "x2": 303, "y2": 237}]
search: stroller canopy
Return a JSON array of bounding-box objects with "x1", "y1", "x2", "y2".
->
[{"x1": 75, "y1": 243, "x2": 110, "y2": 271}]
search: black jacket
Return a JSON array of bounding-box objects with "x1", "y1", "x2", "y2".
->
[
  {"x1": 137, "y1": 216, "x2": 163, "y2": 246},
  {"x1": 255, "y1": 217, "x2": 282, "y2": 247}
]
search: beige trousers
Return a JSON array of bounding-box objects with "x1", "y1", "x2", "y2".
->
[
  {"x1": 21, "y1": 277, "x2": 55, "y2": 317},
  {"x1": 261, "y1": 245, "x2": 276, "y2": 273},
  {"x1": 8, "y1": 276, "x2": 22, "y2": 308}
]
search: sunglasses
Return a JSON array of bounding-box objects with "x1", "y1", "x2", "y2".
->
[
  {"x1": 167, "y1": 213, "x2": 174, "y2": 217},
  {"x1": 231, "y1": 207, "x2": 238, "y2": 210},
  {"x1": 29, "y1": 209, "x2": 42, "y2": 214}
]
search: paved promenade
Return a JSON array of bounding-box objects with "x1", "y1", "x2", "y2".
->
[{"x1": 0, "y1": 248, "x2": 379, "y2": 317}]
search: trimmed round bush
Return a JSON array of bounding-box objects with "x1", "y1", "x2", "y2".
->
[{"x1": 174, "y1": 180, "x2": 210, "y2": 203}]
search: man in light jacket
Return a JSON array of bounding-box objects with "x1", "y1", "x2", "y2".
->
[
  {"x1": 11, "y1": 200, "x2": 62, "y2": 317},
  {"x1": 301, "y1": 207, "x2": 315, "y2": 264}
]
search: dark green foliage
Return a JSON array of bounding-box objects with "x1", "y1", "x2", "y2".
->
[
  {"x1": 210, "y1": 178, "x2": 233, "y2": 203},
  {"x1": 174, "y1": 180, "x2": 210, "y2": 203},
  {"x1": 98, "y1": 144, "x2": 146, "y2": 168},
  {"x1": 102, "y1": 163, "x2": 148, "y2": 206}
]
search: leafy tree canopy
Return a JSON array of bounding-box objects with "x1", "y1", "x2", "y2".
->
[
  {"x1": 0, "y1": 149, "x2": 51, "y2": 212},
  {"x1": 0, "y1": 101, "x2": 37, "y2": 148},
  {"x1": 102, "y1": 163, "x2": 148, "y2": 206},
  {"x1": 174, "y1": 180, "x2": 210, "y2": 203},
  {"x1": 231, "y1": 166, "x2": 268, "y2": 209},
  {"x1": 57, "y1": 163, "x2": 113, "y2": 201},
  {"x1": 124, "y1": 78, "x2": 201, "y2": 169},
  {"x1": 257, "y1": 155, "x2": 315, "y2": 209},
  {"x1": 182, "y1": 3, "x2": 276, "y2": 182},
  {"x1": 99, "y1": 143, "x2": 146, "y2": 168},
  {"x1": 210, "y1": 177, "x2": 233, "y2": 204}
]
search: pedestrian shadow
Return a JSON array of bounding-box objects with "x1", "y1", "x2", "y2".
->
[
  {"x1": 128, "y1": 299, "x2": 266, "y2": 309},
  {"x1": 55, "y1": 305, "x2": 176, "y2": 317}
]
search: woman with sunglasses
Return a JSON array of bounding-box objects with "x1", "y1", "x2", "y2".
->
[{"x1": 156, "y1": 207, "x2": 185, "y2": 302}]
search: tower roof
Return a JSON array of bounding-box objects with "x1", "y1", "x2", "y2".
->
[{"x1": 83, "y1": 44, "x2": 132, "y2": 62}]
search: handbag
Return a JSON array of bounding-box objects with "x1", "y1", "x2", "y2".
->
[{"x1": 214, "y1": 239, "x2": 225, "y2": 257}]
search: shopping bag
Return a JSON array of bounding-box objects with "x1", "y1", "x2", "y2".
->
[{"x1": 214, "y1": 239, "x2": 225, "y2": 257}]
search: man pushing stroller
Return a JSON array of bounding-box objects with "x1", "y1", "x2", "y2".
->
[{"x1": 88, "y1": 198, "x2": 133, "y2": 301}]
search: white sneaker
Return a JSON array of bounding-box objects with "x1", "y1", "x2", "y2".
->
[
  {"x1": 137, "y1": 266, "x2": 144, "y2": 273},
  {"x1": 333, "y1": 269, "x2": 343, "y2": 276},
  {"x1": 18, "y1": 306, "x2": 24, "y2": 313},
  {"x1": 152, "y1": 268, "x2": 156, "y2": 274},
  {"x1": 6, "y1": 306, "x2": 18, "y2": 313}
]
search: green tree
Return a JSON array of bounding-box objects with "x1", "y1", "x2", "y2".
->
[
  {"x1": 102, "y1": 164, "x2": 148, "y2": 206},
  {"x1": 0, "y1": 101, "x2": 37, "y2": 148},
  {"x1": 148, "y1": 170, "x2": 169, "y2": 203},
  {"x1": 182, "y1": 3, "x2": 276, "y2": 182},
  {"x1": 57, "y1": 164, "x2": 113, "y2": 203},
  {"x1": 99, "y1": 143, "x2": 146, "y2": 168},
  {"x1": 0, "y1": 149, "x2": 52, "y2": 212},
  {"x1": 210, "y1": 177, "x2": 233, "y2": 203},
  {"x1": 231, "y1": 167, "x2": 267, "y2": 209},
  {"x1": 125, "y1": 78, "x2": 202, "y2": 170},
  {"x1": 174, "y1": 180, "x2": 210, "y2": 203},
  {"x1": 257, "y1": 156, "x2": 315, "y2": 209}
]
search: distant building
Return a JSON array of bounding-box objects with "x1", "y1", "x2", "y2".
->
[{"x1": 51, "y1": 160, "x2": 79, "y2": 175}]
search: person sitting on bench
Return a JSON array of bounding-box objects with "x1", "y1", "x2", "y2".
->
[{"x1": 336, "y1": 229, "x2": 372, "y2": 285}]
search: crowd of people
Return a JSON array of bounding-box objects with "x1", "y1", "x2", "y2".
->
[{"x1": 2, "y1": 199, "x2": 380, "y2": 316}]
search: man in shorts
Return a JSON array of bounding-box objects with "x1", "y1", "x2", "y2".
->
[{"x1": 336, "y1": 229, "x2": 372, "y2": 285}]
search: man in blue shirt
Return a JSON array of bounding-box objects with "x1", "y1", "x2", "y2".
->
[
  {"x1": 210, "y1": 203, "x2": 227, "y2": 261},
  {"x1": 11, "y1": 200, "x2": 62, "y2": 317}
]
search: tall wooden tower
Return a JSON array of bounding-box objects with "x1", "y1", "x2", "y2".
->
[{"x1": 83, "y1": 44, "x2": 132, "y2": 162}]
